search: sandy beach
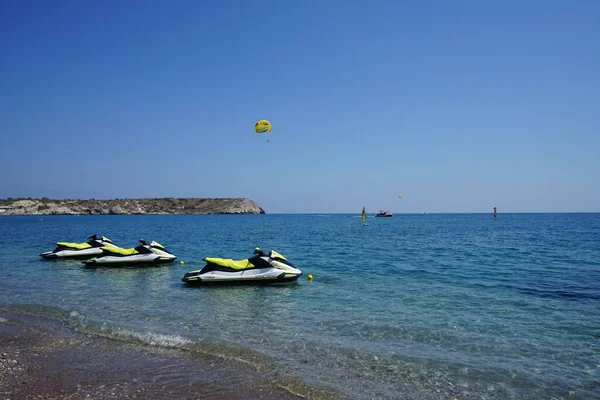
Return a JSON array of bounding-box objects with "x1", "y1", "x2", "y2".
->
[{"x1": 0, "y1": 311, "x2": 344, "y2": 400}]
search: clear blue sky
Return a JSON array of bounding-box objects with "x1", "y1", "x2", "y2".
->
[{"x1": 1, "y1": 0, "x2": 598, "y2": 213}]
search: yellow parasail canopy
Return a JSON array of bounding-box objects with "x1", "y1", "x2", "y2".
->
[
  {"x1": 398, "y1": 194, "x2": 403, "y2": 198},
  {"x1": 254, "y1": 120, "x2": 272, "y2": 134}
]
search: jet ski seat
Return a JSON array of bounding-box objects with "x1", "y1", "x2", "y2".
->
[
  {"x1": 101, "y1": 247, "x2": 139, "y2": 256},
  {"x1": 56, "y1": 242, "x2": 92, "y2": 249},
  {"x1": 204, "y1": 257, "x2": 252, "y2": 270}
]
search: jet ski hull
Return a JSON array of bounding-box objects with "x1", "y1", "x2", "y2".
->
[
  {"x1": 40, "y1": 236, "x2": 119, "y2": 260},
  {"x1": 83, "y1": 254, "x2": 176, "y2": 267},
  {"x1": 182, "y1": 267, "x2": 302, "y2": 285},
  {"x1": 40, "y1": 247, "x2": 105, "y2": 260}
]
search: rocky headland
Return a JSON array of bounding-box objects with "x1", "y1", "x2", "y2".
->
[{"x1": 0, "y1": 198, "x2": 265, "y2": 215}]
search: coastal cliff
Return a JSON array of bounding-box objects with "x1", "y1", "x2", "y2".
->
[{"x1": 0, "y1": 198, "x2": 265, "y2": 215}]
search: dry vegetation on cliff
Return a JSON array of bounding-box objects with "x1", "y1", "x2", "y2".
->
[{"x1": 0, "y1": 198, "x2": 265, "y2": 215}]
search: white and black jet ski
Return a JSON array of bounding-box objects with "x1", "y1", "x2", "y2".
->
[
  {"x1": 83, "y1": 239, "x2": 176, "y2": 267},
  {"x1": 181, "y1": 248, "x2": 302, "y2": 285},
  {"x1": 40, "y1": 234, "x2": 119, "y2": 260}
]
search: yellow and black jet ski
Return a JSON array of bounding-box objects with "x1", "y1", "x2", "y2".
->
[
  {"x1": 83, "y1": 239, "x2": 176, "y2": 267},
  {"x1": 182, "y1": 248, "x2": 302, "y2": 285},
  {"x1": 40, "y1": 234, "x2": 119, "y2": 260}
]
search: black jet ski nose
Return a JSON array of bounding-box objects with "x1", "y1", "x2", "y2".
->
[{"x1": 181, "y1": 271, "x2": 199, "y2": 282}]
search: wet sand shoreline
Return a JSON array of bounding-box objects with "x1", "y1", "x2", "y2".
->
[{"x1": 0, "y1": 311, "x2": 344, "y2": 400}]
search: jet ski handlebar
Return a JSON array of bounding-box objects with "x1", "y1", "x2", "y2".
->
[{"x1": 254, "y1": 248, "x2": 278, "y2": 258}]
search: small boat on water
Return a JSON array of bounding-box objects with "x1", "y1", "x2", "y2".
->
[
  {"x1": 83, "y1": 239, "x2": 176, "y2": 267},
  {"x1": 375, "y1": 210, "x2": 393, "y2": 217},
  {"x1": 181, "y1": 248, "x2": 302, "y2": 285},
  {"x1": 40, "y1": 234, "x2": 119, "y2": 260}
]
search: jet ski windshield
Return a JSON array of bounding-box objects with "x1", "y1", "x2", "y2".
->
[
  {"x1": 150, "y1": 241, "x2": 166, "y2": 250},
  {"x1": 87, "y1": 234, "x2": 112, "y2": 243},
  {"x1": 269, "y1": 250, "x2": 287, "y2": 261},
  {"x1": 130, "y1": 240, "x2": 171, "y2": 254},
  {"x1": 254, "y1": 248, "x2": 288, "y2": 261}
]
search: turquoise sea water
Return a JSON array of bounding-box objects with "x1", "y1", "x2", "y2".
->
[{"x1": 1, "y1": 214, "x2": 599, "y2": 399}]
